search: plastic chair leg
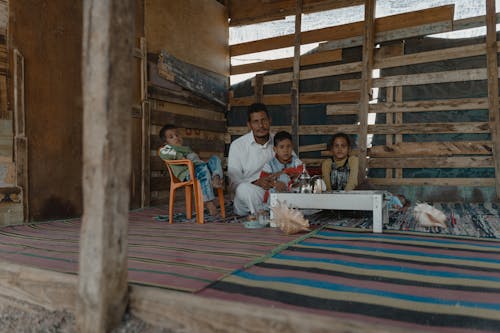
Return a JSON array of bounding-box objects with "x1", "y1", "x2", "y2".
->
[
  {"x1": 217, "y1": 188, "x2": 225, "y2": 218},
  {"x1": 185, "y1": 186, "x2": 193, "y2": 219},
  {"x1": 194, "y1": 180, "x2": 204, "y2": 224},
  {"x1": 168, "y1": 188, "x2": 176, "y2": 224}
]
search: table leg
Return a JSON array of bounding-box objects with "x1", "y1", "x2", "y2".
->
[
  {"x1": 269, "y1": 194, "x2": 277, "y2": 220},
  {"x1": 372, "y1": 194, "x2": 383, "y2": 233}
]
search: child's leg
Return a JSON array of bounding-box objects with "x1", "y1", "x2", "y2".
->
[
  {"x1": 205, "y1": 200, "x2": 217, "y2": 216},
  {"x1": 207, "y1": 155, "x2": 224, "y2": 188},
  {"x1": 194, "y1": 163, "x2": 215, "y2": 202}
]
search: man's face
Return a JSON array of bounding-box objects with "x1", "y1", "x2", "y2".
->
[{"x1": 248, "y1": 111, "x2": 271, "y2": 140}]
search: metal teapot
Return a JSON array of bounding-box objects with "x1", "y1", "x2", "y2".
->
[{"x1": 291, "y1": 165, "x2": 323, "y2": 194}]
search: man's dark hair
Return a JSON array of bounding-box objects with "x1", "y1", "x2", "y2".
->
[
  {"x1": 159, "y1": 124, "x2": 176, "y2": 142},
  {"x1": 273, "y1": 131, "x2": 293, "y2": 147},
  {"x1": 330, "y1": 132, "x2": 351, "y2": 147},
  {"x1": 247, "y1": 102, "x2": 270, "y2": 121}
]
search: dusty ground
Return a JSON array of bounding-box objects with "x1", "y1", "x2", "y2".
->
[{"x1": 0, "y1": 296, "x2": 173, "y2": 333}]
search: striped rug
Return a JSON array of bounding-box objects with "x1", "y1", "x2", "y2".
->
[
  {"x1": 0, "y1": 207, "x2": 298, "y2": 292},
  {"x1": 201, "y1": 226, "x2": 500, "y2": 332}
]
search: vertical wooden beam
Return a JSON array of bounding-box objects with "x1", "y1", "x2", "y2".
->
[
  {"x1": 385, "y1": 86, "x2": 393, "y2": 179},
  {"x1": 13, "y1": 49, "x2": 28, "y2": 222},
  {"x1": 291, "y1": 0, "x2": 302, "y2": 153},
  {"x1": 78, "y1": 0, "x2": 135, "y2": 332},
  {"x1": 140, "y1": 37, "x2": 151, "y2": 208},
  {"x1": 486, "y1": 0, "x2": 500, "y2": 199},
  {"x1": 254, "y1": 73, "x2": 264, "y2": 102},
  {"x1": 358, "y1": 0, "x2": 375, "y2": 180},
  {"x1": 394, "y1": 86, "x2": 403, "y2": 179}
]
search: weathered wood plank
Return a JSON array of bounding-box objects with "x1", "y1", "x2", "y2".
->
[
  {"x1": 318, "y1": 20, "x2": 451, "y2": 54},
  {"x1": 291, "y1": 0, "x2": 302, "y2": 153},
  {"x1": 260, "y1": 61, "x2": 362, "y2": 86},
  {"x1": 453, "y1": 12, "x2": 500, "y2": 31},
  {"x1": 486, "y1": 0, "x2": 500, "y2": 199},
  {"x1": 358, "y1": 0, "x2": 375, "y2": 182},
  {"x1": 0, "y1": 260, "x2": 77, "y2": 312},
  {"x1": 368, "y1": 141, "x2": 493, "y2": 157},
  {"x1": 148, "y1": 85, "x2": 225, "y2": 113},
  {"x1": 13, "y1": 49, "x2": 27, "y2": 222},
  {"x1": 142, "y1": 101, "x2": 151, "y2": 208},
  {"x1": 254, "y1": 74, "x2": 264, "y2": 102},
  {"x1": 369, "y1": 178, "x2": 495, "y2": 186},
  {"x1": 368, "y1": 98, "x2": 488, "y2": 113},
  {"x1": 342, "y1": 67, "x2": 493, "y2": 90},
  {"x1": 151, "y1": 110, "x2": 226, "y2": 133},
  {"x1": 229, "y1": 0, "x2": 364, "y2": 26},
  {"x1": 157, "y1": 50, "x2": 227, "y2": 106},
  {"x1": 230, "y1": 91, "x2": 359, "y2": 106},
  {"x1": 230, "y1": 5, "x2": 453, "y2": 56},
  {"x1": 130, "y1": 284, "x2": 417, "y2": 333},
  {"x1": 394, "y1": 86, "x2": 404, "y2": 178},
  {"x1": 78, "y1": 0, "x2": 133, "y2": 331},
  {"x1": 299, "y1": 143, "x2": 327, "y2": 152},
  {"x1": 270, "y1": 122, "x2": 489, "y2": 135},
  {"x1": 385, "y1": 87, "x2": 395, "y2": 178},
  {"x1": 369, "y1": 122, "x2": 490, "y2": 134},
  {"x1": 231, "y1": 49, "x2": 342, "y2": 75},
  {"x1": 368, "y1": 156, "x2": 493, "y2": 168},
  {"x1": 151, "y1": 100, "x2": 226, "y2": 121},
  {"x1": 326, "y1": 103, "x2": 359, "y2": 115},
  {"x1": 374, "y1": 44, "x2": 490, "y2": 70}
]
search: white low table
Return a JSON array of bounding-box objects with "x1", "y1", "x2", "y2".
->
[{"x1": 269, "y1": 190, "x2": 388, "y2": 233}]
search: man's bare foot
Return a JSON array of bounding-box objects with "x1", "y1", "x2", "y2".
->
[
  {"x1": 206, "y1": 200, "x2": 218, "y2": 216},
  {"x1": 212, "y1": 175, "x2": 224, "y2": 188}
]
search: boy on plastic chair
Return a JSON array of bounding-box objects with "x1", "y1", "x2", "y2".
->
[{"x1": 159, "y1": 124, "x2": 224, "y2": 216}]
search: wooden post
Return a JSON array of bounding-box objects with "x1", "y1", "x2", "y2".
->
[
  {"x1": 359, "y1": 0, "x2": 375, "y2": 180},
  {"x1": 13, "y1": 49, "x2": 28, "y2": 222},
  {"x1": 77, "y1": 0, "x2": 135, "y2": 332},
  {"x1": 254, "y1": 73, "x2": 264, "y2": 102},
  {"x1": 486, "y1": 0, "x2": 500, "y2": 199},
  {"x1": 291, "y1": 0, "x2": 302, "y2": 153},
  {"x1": 385, "y1": 86, "x2": 393, "y2": 179},
  {"x1": 140, "y1": 37, "x2": 151, "y2": 208}
]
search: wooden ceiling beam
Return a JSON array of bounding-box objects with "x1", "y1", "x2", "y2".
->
[{"x1": 229, "y1": 0, "x2": 364, "y2": 27}]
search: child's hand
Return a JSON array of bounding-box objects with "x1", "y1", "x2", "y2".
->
[
  {"x1": 272, "y1": 171, "x2": 284, "y2": 179},
  {"x1": 274, "y1": 181, "x2": 287, "y2": 192}
]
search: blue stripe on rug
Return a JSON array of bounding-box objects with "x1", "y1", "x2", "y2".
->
[
  {"x1": 298, "y1": 241, "x2": 500, "y2": 264},
  {"x1": 317, "y1": 230, "x2": 500, "y2": 249},
  {"x1": 232, "y1": 270, "x2": 500, "y2": 310},
  {"x1": 272, "y1": 253, "x2": 500, "y2": 282}
]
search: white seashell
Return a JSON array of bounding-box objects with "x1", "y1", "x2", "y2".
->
[
  {"x1": 413, "y1": 203, "x2": 447, "y2": 228},
  {"x1": 271, "y1": 200, "x2": 310, "y2": 235}
]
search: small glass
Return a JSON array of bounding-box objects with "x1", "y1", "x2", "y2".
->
[{"x1": 256, "y1": 210, "x2": 269, "y2": 226}]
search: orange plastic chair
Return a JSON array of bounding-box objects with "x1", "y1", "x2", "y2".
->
[{"x1": 161, "y1": 158, "x2": 225, "y2": 224}]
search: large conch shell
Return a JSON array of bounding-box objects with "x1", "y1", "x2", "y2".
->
[
  {"x1": 271, "y1": 200, "x2": 310, "y2": 235},
  {"x1": 413, "y1": 203, "x2": 447, "y2": 228}
]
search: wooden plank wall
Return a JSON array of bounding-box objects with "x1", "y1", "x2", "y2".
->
[
  {"x1": 145, "y1": 1, "x2": 228, "y2": 206},
  {"x1": 0, "y1": 0, "x2": 7, "y2": 119},
  {"x1": 10, "y1": 0, "x2": 84, "y2": 221},
  {"x1": 227, "y1": 3, "x2": 500, "y2": 201}
]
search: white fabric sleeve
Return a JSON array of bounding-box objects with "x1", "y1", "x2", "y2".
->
[{"x1": 227, "y1": 142, "x2": 244, "y2": 189}]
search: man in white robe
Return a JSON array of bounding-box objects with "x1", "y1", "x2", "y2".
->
[{"x1": 228, "y1": 103, "x2": 275, "y2": 216}]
